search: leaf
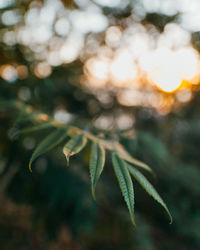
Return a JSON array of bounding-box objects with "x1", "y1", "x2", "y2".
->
[
  {"x1": 114, "y1": 142, "x2": 153, "y2": 174},
  {"x1": 127, "y1": 164, "x2": 172, "y2": 224},
  {"x1": 19, "y1": 121, "x2": 56, "y2": 134},
  {"x1": 29, "y1": 127, "x2": 68, "y2": 172},
  {"x1": 63, "y1": 133, "x2": 87, "y2": 166},
  {"x1": 0, "y1": 99, "x2": 20, "y2": 109},
  {"x1": 112, "y1": 154, "x2": 136, "y2": 226},
  {"x1": 89, "y1": 142, "x2": 105, "y2": 199},
  {"x1": 13, "y1": 106, "x2": 28, "y2": 127}
]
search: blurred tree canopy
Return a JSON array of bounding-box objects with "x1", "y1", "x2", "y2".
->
[{"x1": 1, "y1": 0, "x2": 200, "y2": 249}]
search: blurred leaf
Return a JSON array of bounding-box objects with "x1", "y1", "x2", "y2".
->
[
  {"x1": 114, "y1": 142, "x2": 153, "y2": 174},
  {"x1": 29, "y1": 127, "x2": 68, "y2": 172},
  {"x1": 138, "y1": 133, "x2": 169, "y2": 164},
  {"x1": 89, "y1": 142, "x2": 105, "y2": 199},
  {"x1": 112, "y1": 154, "x2": 136, "y2": 226},
  {"x1": 127, "y1": 164, "x2": 172, "y2": 224},
  {"x1": 18, "y1": 121, "x2": 56, "y2": 134},
  {"x1": 63, "y1": 133, "x2": 87, "y2": 166},
  {"x1": 144, "y1": 13, "x2": 177, "y2": 31},
  {"x1": 13, "y1": 106, "x2": 29, "y2": 127},
  {"x1": 0, "y1": 99, "x2": 21, "y2": 109}
]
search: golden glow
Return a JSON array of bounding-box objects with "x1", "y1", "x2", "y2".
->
[
  {"x1": 110, "y1": 51, "x2": 137, "y2": 86},
  {"x1": 85, "y1": 44, "x2": 200, "y2": 94},
  {"x1": 0, "y1": 64, "x2": 17, "y2": 82},
  {"x1": 83, "y1": 43, "x2": 200, "y2": 113},
  {"x1": 84, "y1": 57, "x2": 110, "y2": 88},
  {"x1": 34, "y1": 62, "x2": 52, "y2": 79},
  {"x1": 16, "y1": 65, "x2": 28, "y2": 79},
  {"x1": 153, "y1": 72, "x2": 182, "y2": 93},
  {"x1": 140, "y1": 47, "x2": 200, "y2": 93},
  {"x1": 85, "y1": 57, "x2": 109, "y2": 81},
  {"x1": 176, "y1": 89, "x2": 192, "y2": 103}
]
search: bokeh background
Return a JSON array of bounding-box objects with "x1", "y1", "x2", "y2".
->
[{"x1": 1, "y1": 0, "x2": 200, "y2": 249}]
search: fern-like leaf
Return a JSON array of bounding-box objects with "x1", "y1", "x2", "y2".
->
[
  {"x1": 112, "y1": 154, "x2": 136, "y2": 226},
  {"x1": 29, "y1": 127, "x2": 68, "y2": 172},
  {"x1": 63, "y1": 133, "x2": 87, "y2": 166},
  {"x1": 89, "y1": 142, "x2": 105, "y2": 199},
  {"x1": 127, "y1": 164, "x2": 172, "y2": 223}
]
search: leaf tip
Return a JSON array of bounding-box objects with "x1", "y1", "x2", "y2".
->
[
  {"x1": 66, "y1": 156, "x2": 70, "y2": 167},
  {"x1": 165, "y1": 206, "x2": 173, "y2": 224},
  {"x1": 91, "y1": 188, "x2": 96, "y2": 200},
  {"x1": 63, "y1": 149, "x2": 70, "y2": 167},
  {"x1": 131, "y1": 215, "x2": 136, "y2": 227},
  {"x1": 28, "y1": 163, "x2": 32, "y2": 173},
  {"x1": 169, "y1": 214, "x2": 173, "y2": 225}
]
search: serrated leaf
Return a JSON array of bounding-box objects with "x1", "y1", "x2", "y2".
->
[
  {"x1": 127, "y1": 164, "x2": 172, "y2": 224},
  {"x1": 112, "y1": 154, "x2": 136, "y2": 226},
  {"x1": 63, "y1": 133, "x2": 87, "y2": 166},
  {"x1": 114, "y1": 142, "x2": 153, "y2": 174},
  {"x1": 29, "y1": 127, "x2": 68, "y2": 172},
  {"x1": 89, "y1": 142, "x2": 105, "y2": 199}
]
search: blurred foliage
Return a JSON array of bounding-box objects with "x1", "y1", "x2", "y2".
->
[
  {"x1": 143, "y1": 13, "x2": 178, "y2": 31},
  {"x1": 1, "y1": 0, "x2": 200, "y2": 250}
]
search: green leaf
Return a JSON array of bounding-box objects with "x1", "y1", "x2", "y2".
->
[
  {"x1": 13, "y1": 106, "x2": 28, "y2": 127},
  {"x1": 112, "y1": 154, "x2": 136, "y2": 226},
  {"x1": 0, "y1": 99, "x2": 20, "y2": 109},
  {"x1": 29, "y1": 127, "x2": 68, "y2": 172},
  {"x1": 19, "y1": 121, "x2": 56, "y2": 134},
  {"x1": 127, "y1": 164, "x2": 172, "y2": 224},
  {"x1": 63, "y1": 133, "x2": 87, "y2": 166},
  {"x1": 114, "y1": 142, "x2": 153, "y2": 174},
  {"x1": 89, "y1": 142, "x2": 105, "y2": 199}
]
